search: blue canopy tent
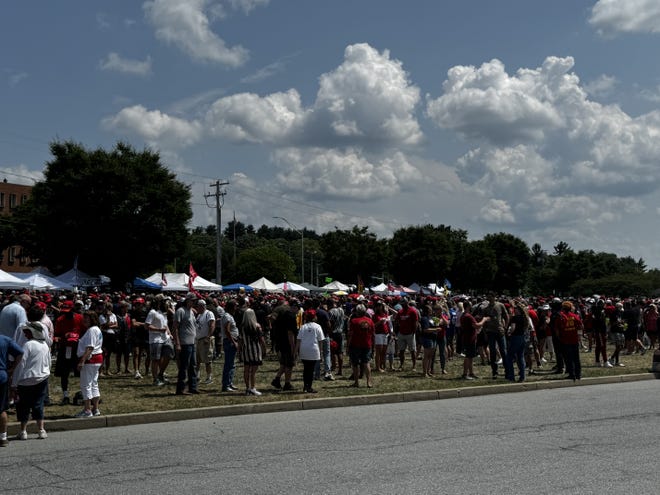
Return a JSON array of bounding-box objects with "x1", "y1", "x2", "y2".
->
[
  {"x1": 133, "y1": 277, "x2": 162, "y2": 291},
  {"x1": 222, "y1": 283, "x2": 254, "y2": 292}
]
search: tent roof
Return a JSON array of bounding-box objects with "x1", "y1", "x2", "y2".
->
[
  {"x1": 12, "y1": 272, "x2": 74, "y2": 290},
  {"x1": 248, "y1": 277, "x2": 280, "y2": 291},
  {"x1": 144, "y1": 273, "x2": 222, "y2": 292},
  {"x1": 277, "y1": 281, "x2": 309, "y2": 292},
  {"x1": 0, "y1": 269, "x2": 28, "y2": 289},
  {"x1": 321, "y1": 280, "x2": 350, "y2": 291}
]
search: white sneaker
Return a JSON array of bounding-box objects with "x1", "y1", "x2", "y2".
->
[
  {"x1": 604, "y1": 361, "x2": 613, "y2": 368},
  {"x1": 92, "y1": 409, "x2": 101, "y2": 416},
  {"x1": 250, "y1": 388, "x2": 262, "y2": 396},
  {"x1": 203, "y1": 377, "x2": 213, "y2": 385},
  {"x1": 617, "y1": 363, "x2": 625, "y2": 367},
  {"x1": 75, "y1": 409, "x2": 93, "y2": 418},
  {"x1": 16, "y1": 431, "x2": 27, "y2": 441},
  {"x1": 134, "y1": 371, "x2": 143, "y2": 379},
  {"x1": 541, "y1": 357, "x2": 548, "y2": 364},
  {"x1": 496, "y1": 358, "x2": 503, "y2": 365},
  {"x1": 38, "y1": 429, "x2": 48, "y2": 439}
]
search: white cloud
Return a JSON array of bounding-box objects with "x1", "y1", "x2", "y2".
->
[
  {"x1": 640, "y1": 84, "x2": 660, "y2": 103},
  {"x1": 101, "y1": 105, "x2": 203, "y2": 148},
  {"x1": 0, "y1": 165, "x2": 43, "y2": 185},
  {"x1": 143, "y1": 0, "x2": 248, "y2": 66},
  {"x1": 5, "y1": 69, "x2": 27, "y2": 87},
  {"x1": 99, "y1": 52, "x2": 152, "y2": 76},
  {"x1": 429, "y1": 55, "x2": 660, "y2": 235},
  {"x1": 241, "y1": 60, "x2": 286, "y2": 84},
  {"x1": 96, "y1": 12, "x2": 111, "y2": 30},
  {"x1": 272, "y1": 147, "x2": 422, "y2": 201},
  {"x1": 426, "y1": 57, "x2": 569, "y2": 145},
  {"x1": 480, "y1": 199, "x2": 515, "y2": 224},
  {"x1": 584, "y1": 74, "x2": 618, "y2": 97},
  {"x1": 589, "y1": 0, "x2": 660, "y2": 35},
  {"x1": 206, "y1": 43, "x2": 422, "y2": 147},
  {"x1": 205, "y1": 89, "x2": 305, "y2": 143},
  {"x1": 227, "y1": 0, "x2": 269, "y2": 14}
]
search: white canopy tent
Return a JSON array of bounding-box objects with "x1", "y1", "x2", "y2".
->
[
  {"x1": 249, "y1": 277, "x2": 282, "y2": 292},
  {"x1": 276, "y1": 281, "x2": 310, "y2": 293},
  {"x1": 370, "y1": 283, "x2": 388, "y2": 294},
  {"x1": 0, "y1": 269, "x2": 28, "y2": 289},
  {"x1": 12, "y1": 272, "x2": 74, "y2": 291},
  {"x1": 145, "y1": 273, "x2": 222, "y2": 292},
  {"x1": 321, "y1": 280, "x2": 350, "y2": 291},
  {"x1": 57, "y1": 268, "x2": 108, "y2": 288}
]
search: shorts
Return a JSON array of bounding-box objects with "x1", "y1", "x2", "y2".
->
[
  {"x1": 16, "y1": 379, "x2": 48, "y2": 423},
  {"x1": 0, "y1": 381, "x2": 9, "y2": 413},
  {"x1": 463, "y1": 342, "x2": 477, "y2": 358},
  {"x1": 374, "y1": 333, "x2": 388, "y2": 346},
  {"x1": 397, "y1": 333, "x2": 416, "y2": 353},
  {"x1": 279, "y1": 348, "x2": 295, "y2": 368},
  {"x1": 612, "y1": 332, "x2": 625, "y2": 346},
  {"x1": 196, "y1": 337, "x2": 214, "y2": 364},
  {"x1": 149, "y1": 343, "x2": 164, "y2": 360},
  {"x1": 421, "y1": 336, "x2": 437, "y2": 349},
  {"x1": 349, "y1": 347, "x2": 372, "y2": 365}
]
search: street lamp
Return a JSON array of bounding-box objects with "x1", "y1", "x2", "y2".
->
[{"x1": 273, "y1": 216, "x2": 304, "y2": 284}]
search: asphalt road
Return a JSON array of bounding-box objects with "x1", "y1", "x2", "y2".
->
[{"x1": 1, "y1": 380, "x2": 659, "y2": 494}]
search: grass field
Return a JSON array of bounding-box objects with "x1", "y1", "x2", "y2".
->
[{"x1": 20, "y1": 343, "x2": 655, "y2": 421}]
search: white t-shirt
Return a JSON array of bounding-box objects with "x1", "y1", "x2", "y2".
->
[
  {"x1": 77, "y1": 326, "x2": 103, "y2": 358},
  {"x1": 99, "y1": 313, "x2": 118, "y2": 334},
  {"x1": 196, "y1": 309, "x2": 215, "y2": 339},
  {"x1": 297, "y1": 322, "x2": 324, "y2": 361},
  {"x1": 145, "y1": 309, "x2": 168, "y2": 344}
]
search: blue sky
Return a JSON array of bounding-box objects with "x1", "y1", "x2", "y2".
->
[{"x1": 3, "y1": 0, "x2": 660, "y2": 267}]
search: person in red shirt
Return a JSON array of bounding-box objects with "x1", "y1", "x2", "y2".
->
[
  {"x1": 53, "y1": 301, "x2": 84, "y2": 405},
  {"x1": 458, "y1": 300, "x2": 489, "y2": 379},
  {"x1": 347, "y1": 304, "x2": 375, "y2": 388},
  {"x1": 395, "y1": 298, "x2": 419, "y2": 371},
  {"x1": 556, "y1": 301, "x2": 584, "y2": 381}
]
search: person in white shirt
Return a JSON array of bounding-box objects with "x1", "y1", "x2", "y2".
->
[
  {"x1": 145, "y1": 295, "x2": 170, "y2": 386},
  {"x1": 195, "y1": 299, "x2": 215, "y2": 385},
  {"x1": 75, "y1": 311, "x2": 104, "y2": 418},
  {"x1": 295, "y1": 309, "x2": 325, "y2": 394},
  {"x1": 11, "y1": 322, "x2": 51, "y2": 440}
]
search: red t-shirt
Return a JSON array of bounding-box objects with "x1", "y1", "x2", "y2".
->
[
  {"x1": 373, "y1": 314, "x2": 390, "y2": 334},
  {"x1": 396, "y1": 306, "x2": 418, "y2": 335},
  {"x1": 459, "y1": 313, "x2": 478, "y2": 344},
  {"x1": 348, "y1": 316, "x2": 375, "y2": 349},
  {"x1": 558, "y1": 311, "x2": 582, "y2": 345}
]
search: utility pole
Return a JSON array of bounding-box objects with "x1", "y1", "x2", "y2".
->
[{"x1": 204, "y1": 180, "x2": 229, "y2": 285}]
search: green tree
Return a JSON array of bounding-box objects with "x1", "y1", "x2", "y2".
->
[
  {"x1": 233, "y1": 244, "x2": 296, "y2": 283},
  {"x1": 15, "y1": 140, "x2": 192, "y2": 285},
  {"x1": 483, "y1": 233, "x2": 530, "y2": 294},
  {"x1": 453, "y1": 240, "x2": 497, "y2": 292},
  {"x1": 319, "y1": 226, "x2": 384, "y2": 284},
  {"x1": 388, "y1": 225, "x2": 455, "y2": 286}
]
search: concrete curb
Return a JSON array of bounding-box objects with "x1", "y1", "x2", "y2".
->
[{"x1": 7, "y1": 373, "x2": 656, "y2": 435}]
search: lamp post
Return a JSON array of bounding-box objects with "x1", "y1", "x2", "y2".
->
[{"x1": 273, "y1": 216, "x2": 304, "y2": 284}]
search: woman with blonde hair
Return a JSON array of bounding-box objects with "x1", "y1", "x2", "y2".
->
[{"x1": 240, "y1": 308, "x2": 266, "y2": 396}]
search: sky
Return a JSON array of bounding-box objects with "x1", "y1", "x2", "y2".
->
[{"x1": 3, "y1": 0, "x2": 660, "y2": 268}]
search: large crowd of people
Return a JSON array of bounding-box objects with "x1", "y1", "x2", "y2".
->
[{"x1": 0, "y1": 287, "x2": 657, "y2": 446}]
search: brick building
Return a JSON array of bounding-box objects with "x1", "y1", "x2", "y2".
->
[{"x1": 0, "y1": 179, "x2": 34, "y2": 273}]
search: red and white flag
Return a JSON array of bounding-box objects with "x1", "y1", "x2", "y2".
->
[{"x1": 188, "y1": 263, "x2": 198, "y2": 290}]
